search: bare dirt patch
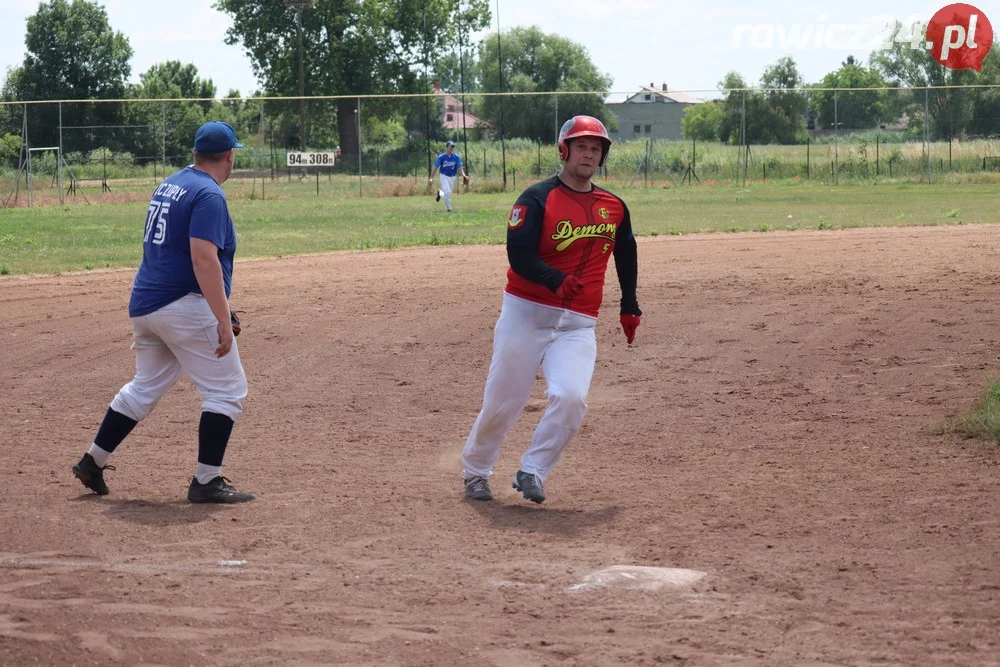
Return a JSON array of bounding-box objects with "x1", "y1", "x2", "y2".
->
[{"x1": 2, "y1": 226, "x2": 999, "y2": 665}]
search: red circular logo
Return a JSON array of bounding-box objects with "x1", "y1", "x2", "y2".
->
[{"x1": 925, "y1": 3, "x2": 993, "y2": 71}]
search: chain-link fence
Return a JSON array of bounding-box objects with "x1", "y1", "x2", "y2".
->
[{"x1": 4, "y1": 86, "x2": 1000, "y2": 206}]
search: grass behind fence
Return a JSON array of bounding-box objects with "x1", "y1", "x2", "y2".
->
[
  {"x1": 1, "y1": 179, "x2": 996, "y2": 275},
  {"x1": 9, "y1": 135, "x2": 1000, "y2": 188}
]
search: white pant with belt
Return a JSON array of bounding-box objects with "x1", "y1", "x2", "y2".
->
[
  {"x1": 438, "y1": 173, "x2": 457, "y2": 211},
  {"x1": 111, "y1": 293, "x2": 247, "y2": 422},
  {"x1": 462, "y1": 293, "x2": 598, "y2": 482}
]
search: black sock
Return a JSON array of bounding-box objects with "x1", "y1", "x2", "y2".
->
[
  {"x1": 198, "y1": 412, "x2": 234, "y2": 467},
  {"x1": 93, "y1": 408, "x2": 138, "y2": 453}
]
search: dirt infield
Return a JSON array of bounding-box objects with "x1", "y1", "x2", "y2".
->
[{"x1": 2, "y1": 226, "x2": 999, "y2": 665}]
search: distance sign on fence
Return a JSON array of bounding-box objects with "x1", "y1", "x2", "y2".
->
[{"x1": 286, "y1": 152, "x2": 337, "y2": 167}]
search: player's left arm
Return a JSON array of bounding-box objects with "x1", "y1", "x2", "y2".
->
[{"x1": 613, "y1": 202, "x2": 641, "y2": 316}]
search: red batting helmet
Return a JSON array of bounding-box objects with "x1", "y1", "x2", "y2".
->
[{"x1": 558, "y1": 115, "x2": 612, "y2": 167}]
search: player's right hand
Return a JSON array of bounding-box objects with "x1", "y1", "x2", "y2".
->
[
  {"x1": 555, "y1": 275, "x2": 584, "y2": 299},
  {"x1": 215, "y1": 320, "x2": 234, "y2": 357}
]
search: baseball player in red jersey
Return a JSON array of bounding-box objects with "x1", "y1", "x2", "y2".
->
[{"x1": 462, "y1": 115, "x2": 641, "y2": 504}]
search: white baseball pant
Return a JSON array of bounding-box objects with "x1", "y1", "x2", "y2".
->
[
  {"x1": 439, "y1": 174, "x2": 457, "y2": 211},
  {"x1": 462, "y1": 293, "x2": 598, "y2": 482},
  {"x1": 111, "y1": 293, "x2": 247, "y2": 423}
]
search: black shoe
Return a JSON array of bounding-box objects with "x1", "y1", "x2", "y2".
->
[
  {"x1": 188, "y1": 476, "x2": 255, "y2": 504},
  {"x1": 72, "y1": 454, "x2": 114, "y2": 496},
  {"x1": 513, "y1": 470, "x2": 545, "y2": 504},
  {"x1": 464, "y1": 476, "x2": 493, "y2": 501},
  {"x1": 435, "y1": 190, "x2": 442, "y2": 202}
]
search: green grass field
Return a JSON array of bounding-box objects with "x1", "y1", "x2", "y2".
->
[{"x1": 1, "y1": 176, "x2": 995, "y2": 276}]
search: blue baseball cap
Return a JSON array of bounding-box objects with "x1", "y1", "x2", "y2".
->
[
  {"x1": 194, "y1": 121, "x2": 244, "y2": 152},
  {"x1": 445, "y1": 140, "x2": 455, "y2": 147}
]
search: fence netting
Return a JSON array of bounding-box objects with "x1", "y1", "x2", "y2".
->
[{"x1": 4, "y1": 86, "x2": 1000, "y2": 205}]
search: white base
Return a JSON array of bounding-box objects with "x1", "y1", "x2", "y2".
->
[{"x1": 568, "y1": 565, "x2": 707, "y2": 592}]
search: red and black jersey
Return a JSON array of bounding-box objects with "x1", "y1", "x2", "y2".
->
[{"x1": 505, "y1": 175, "x2": 639, "y2": 318}]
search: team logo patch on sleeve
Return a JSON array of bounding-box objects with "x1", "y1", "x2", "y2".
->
[{"x1": 508, "y1": 205, "x2": 527, "y2": 228}]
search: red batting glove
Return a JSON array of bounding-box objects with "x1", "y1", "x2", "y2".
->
[
  {"x1": 555, "y1": 275, "x2": 585, "y2": 299},
  {"x1": 620, "y1": 313, "x2": 640, "y2": 344}
]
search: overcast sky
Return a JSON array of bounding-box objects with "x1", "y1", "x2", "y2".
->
[{"x1": 0, "y1": 0, "x2": 983, "y2": 101}]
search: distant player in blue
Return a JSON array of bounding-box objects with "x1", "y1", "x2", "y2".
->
[
  {"x1": 429, "y1": 140, "x2": 470, "y2": 212},
  {"x1": 72, "y1": 121, "x2": 255, "y2": 504}
]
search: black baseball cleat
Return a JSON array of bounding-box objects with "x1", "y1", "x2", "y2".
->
[
  {"x1": 72, "y1": 454, "x2": 114, "y2": 496},
  {"x1": 464, "y1": 476, "x2": 493, "y2": 501},
  {"x1": 435, "y1": 189, "x2": 442, "y2": 202},
  {"x1": 187, "y1": 476, "x2": 256, "y2": 504},
  {"x1": 513, "y1": 470, "x2": 545, "y2": 504}
]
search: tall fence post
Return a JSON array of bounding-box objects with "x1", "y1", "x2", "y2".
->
[
  {"x1": 740, "y1": 91, "x2": 747, "y2": 187},
  {"x1": 25, "y1": 106, "x2": 33, "y2": 207},
  {"x1": 924, "y1": 88, "x2": 931, "y2": 184},
  {"x1": 833, "y1": 91, "x2": 839, "y2": 186},
  {"x1": 554, "y1": 95, "x2": 558, "y2": 142},
  {"x1": 269, "y1": 118, "x2": 276, "y2": 182},
  {"x1": 57, "y1": 102, "x2": 64, "y2": 205},
  {"x1": 644, "y1": 139, "x2": 649, "y2": 187},
  {"x1": 357, "y1": 97, "x2": 363, "y2": 198},
  {"x1": 259, "y1": 100, "x2": 266, "y2": 190},
  {"x1": 161, "y1": 102, "x2": 166, "y2": 178}
]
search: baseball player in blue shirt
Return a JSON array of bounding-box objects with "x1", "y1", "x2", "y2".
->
[
  {"x1": 428, "y1": 140, "x2": 469, "y2": 212},
  {"x1": 72, "y1": 121, "x2": 254, "y2": 503}
]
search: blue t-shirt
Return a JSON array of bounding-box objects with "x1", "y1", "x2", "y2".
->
[
  {"x1": 129, "y1": 166, "x2": 236, "y2": 317},
  {"x1": 434, "y1": 152, "x2": 463, "y2": 177}
]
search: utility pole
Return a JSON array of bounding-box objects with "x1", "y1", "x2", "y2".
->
[
  {"x1": 496, "y1": 0, "x2": 507, "y2": 189},
  {"x1": 284, "y1": 0, "x2": 313, "y2": 150}
]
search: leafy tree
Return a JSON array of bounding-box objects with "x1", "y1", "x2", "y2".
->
[
  {"x1": 681, "y1": 101, "x2": 725, "y2": 141},
  {"x1": 7, "y1": 0, "x2": 132, "y2": 151},
  {"x1": 812, "y1": 57, "x2": 894, "y2": 131},
  {"x1": 869, "y1": 21, "x2": 981, "y2": 138},
  {"x1": 717, "y1": 57, "x2": 807, "y2": 145},
  {"x1": 0, "y1": 67, "x2": 23, "y2": 139},
  {"x1": 477, "y1": 26, "x2": 614, "y2": 142},
  {"x1": 433, "y1": 51, "x2": 479, "y2": 94},
  {"x1": 215, "y1": 0, "x2": 491, "y2": 154},
  {"x1": 137, "y1": 61, "x2": 216, "y2": 108},
  {"x1": 718, "y1": 71, "x2": 786, "y2": 144},
  {"x1": 121, "y1": 62, "x2": 220, "y2": 165},
  {"x1": 0, "y1": 133, "x2": 21, "y2": 168},
  {"x1": 759, "y1": 56, "x2": 808, "y2": 143},
  {"x1": 966, "y1": 49, "x2": 1000, "y2": 136},
  {"x1": 717, "y1": 71, "x2": 750, "y2": 144}
]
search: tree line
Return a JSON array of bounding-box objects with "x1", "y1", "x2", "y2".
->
[
  {"x1": 684, "y1": 28, "x2": 1000, "y2": 145},
  {"x1": 0, "y1": 0, "x2": 613, "y2": 164}
]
